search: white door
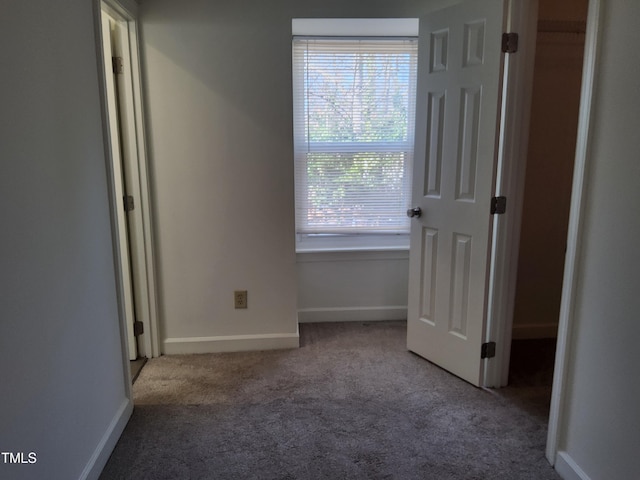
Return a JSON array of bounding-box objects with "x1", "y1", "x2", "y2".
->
[
  {"x1": 407, "y1": 0, "x2": 506, "y2": 386},
  {"x1": 101, "y1": 13, "x2": 138, "y2": 361}
]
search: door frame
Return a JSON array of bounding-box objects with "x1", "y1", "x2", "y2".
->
[
  {"x1": 487, "y1": 0, "x2": 601, "y2": 465},
  {"x1": 478, "y1": 0, "x2": 538, "y2": 387},
  {"x1": 95, "y1": 0, "x2": 161, "y2": 361},
  {"x1": 546, "y1": 0, "x2": 601, "y2": 465},
  {"x1": 101, "y1": 9, "x2": 139, "y2": 361}
]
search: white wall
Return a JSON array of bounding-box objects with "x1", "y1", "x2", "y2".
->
[
  {"x1": 0, "y1": 1, "x2": 131, "y2": 479},
  {"x1": 555, "y1": 1, "x2": 640, "y2": 478},
  {"x1": 297, "y1": 251, "x2": 409, "y2": 322},
  {"x1": 138, "y1": 0, "x2": 455, "y2": 352}
]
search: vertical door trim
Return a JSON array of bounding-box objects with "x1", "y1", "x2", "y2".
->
[
  {"x1": 482, "y1": 0, "x2": 539, "y2": 388},
  {"x1": 125, "y1": 12, "x2": 161, "y2": 359},
  {"x1": 96, "y1": 0, "x2": 161, "y2": 360},
  {"x1": 546, "y1": 0, "x2": 601, "y2": 465},
  {"x1": 101, "y1": 11, "x2": 139, "y2": 361},
  {"x1": 93, "y1": 0, "x2": 132, "y2": 404}
]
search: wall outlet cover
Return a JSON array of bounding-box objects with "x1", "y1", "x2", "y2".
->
[{"x1": 234, "y1": 290, "x2": 248, "y2": 309}]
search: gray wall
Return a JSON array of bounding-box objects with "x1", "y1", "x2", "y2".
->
[
  {"x1": 557, "y1": 0, "x2": 640, "y2": 478},
  {"x1": 0, "y1": 1, "x2": 130, "y2": 479}
]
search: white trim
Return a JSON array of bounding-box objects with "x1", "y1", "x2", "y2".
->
[
  {"x1": 555, "y1": 451, "x2": 593, "y2": 480},
  {"x1": 483, "y1": 0, "x2": 539, "y2": 388},
  {"x1": 296, "y1": 233, "x2": 410, "y2": 253},
  {"x1": 511, "y1": 323, "x2": 558, "y2": 339},
  {"x1": 99, "y1": 0, "x2": 161, "y2": 359},
  {"x1": 292, "y1": 18, "x2": 419, "y2": 37},
  {"x1": 546, "y1": 0, "x2": 601, "y2": 465},
  {"x1": 101, "y1": 0, "x2": 137, "y2": 18},
  {"x1": 93, "y1": 0, "x2": 133, "y2": 400},
  {"x1": 298, "y1": 306, "x2": 407, "y2": 323},
  {"x1": 297, "y1": 249, "x2": 409, "y2": 263},
  {"x1": 79, "y1": 398, "x2": 133, "y2": 480},
  {"x1": 124, "y1": 14, "x2": 161, "y2": 359},
  {"x1": 101, "y1": 7, "x2": 139, "y2": 360},
  {"x1": 163, "y1": 333, "x2": 300, "y2": 355}
]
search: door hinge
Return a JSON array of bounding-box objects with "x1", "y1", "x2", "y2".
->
[
  {"x1": 133, "y1": 320, "x2": 144, "y2": 337},
  {"x1": 502, "y1": 32, "x2": 519, "y2": 53},
  {"x1": 491, "y1": 196, "x2": 507, "y2": 215},
  {"x1": 112, "y1": 56, "x2": 124, "y2": 74},
  {"x1": 481, "y1": 342, "x2": 496, "y2": 359},
  {"x1": 124, "y1": 195, "x2": 135, "y2": 212}
]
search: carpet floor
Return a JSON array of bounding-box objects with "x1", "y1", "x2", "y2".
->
[{"x1": 100, "y1": 321, "x2": 559, "y2": 480}]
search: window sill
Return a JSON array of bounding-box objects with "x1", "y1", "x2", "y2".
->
[
  {"x1": 296, "y1": 247, "x2": 409, "y2": 264},
  {"x1": 296, "y1": 234, "x2": 410, "y2": 254},
  {"x1": 296, "y1": 245, "x2": 409, "y2": 253}
]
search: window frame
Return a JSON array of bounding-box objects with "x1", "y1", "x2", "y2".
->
[{"x1": 291, "y1": 20, "x2": 419, "y2": 252}]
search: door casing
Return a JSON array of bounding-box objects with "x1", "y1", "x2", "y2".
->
[
  {"x1": 483, "y1": 0, "x2": 540, "y2": 387},
  {"x1": 546, "y1": 0, "x2": 601, "y2": 466},
  {"x1": 96, "y1": 0, "x2": 161, "y2": 362},
  {"x1": 101, "y1": 10, "x2": 138, "y2": 360}
]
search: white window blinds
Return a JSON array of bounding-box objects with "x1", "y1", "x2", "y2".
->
[{"x1": 292, "y1": 37, "x2": 418, "y2": 235}]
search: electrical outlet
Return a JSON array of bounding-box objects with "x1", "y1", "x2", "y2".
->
[{"x1": 234, "y1": 290, "x2": 248, "y2": 309}]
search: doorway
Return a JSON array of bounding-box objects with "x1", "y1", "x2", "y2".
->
[
  {"x1": 512, "y1": 12, "x2": 588, "y2": 346},
  {"x1": 509, "y1": 7, "x2": 588, "y2": 383}
]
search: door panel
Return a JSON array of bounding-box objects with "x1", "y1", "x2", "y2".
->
[{"x1": 407, "y1": 0, "x2": 505, "y2": 386}]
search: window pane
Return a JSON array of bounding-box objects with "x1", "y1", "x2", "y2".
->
[
  {"x1": 304, "y1": 45, "x2": 414, "y2": 143},
  {"x1": 293, "y1": 37, "x2": 418, "y2": 236},
  {"x1": 303, "y1": 151, "x2": 411, "y2": 233}
]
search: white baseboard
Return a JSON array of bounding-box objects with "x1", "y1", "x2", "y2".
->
[
  {"x1": 297, "y1": 306, "x2": 407, "y2": 323},
  {"x1": 163, "y1": 332, "x2": 300, "y2": 354},
  {"x1": 81, "y1": 398, "x2": 133, "y2": 480},
  {"x1": 512, "y1": 323, "x2": 558, "y2": 339},
  {"x1": 555, "y1": 451, "x2": 592, "y2": 480}
]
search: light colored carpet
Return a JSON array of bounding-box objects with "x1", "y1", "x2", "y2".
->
[{"x1": 100, "y1": 321, "x2": 559, "y2": 479}]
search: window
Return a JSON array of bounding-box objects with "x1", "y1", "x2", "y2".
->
[{"x1": 292, "y1": 32, "x2": 418, "y2": 250}]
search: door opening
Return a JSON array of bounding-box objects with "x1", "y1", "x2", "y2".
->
[{"x1": 509, "y1": 10, "x2": 588, "y2": 384}]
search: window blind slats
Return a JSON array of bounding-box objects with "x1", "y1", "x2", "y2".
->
[{"x1": 293, "y1": 37, "x2": 418, "y2": 235}]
